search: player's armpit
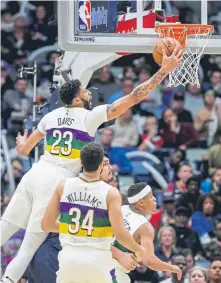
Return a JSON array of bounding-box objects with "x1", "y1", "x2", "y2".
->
[
  {"x1": 107, "y1": 187, "x2": 143, "y2": 258},
  {"x1": 106, "y1": 68, "x2": 168, "y2": 121},
  {"x1": 16, "y1": 129, "x2": 44, "y2": 156},
  {"x1": 41, "y1": 183, "x2": 64, "y2": 233}
]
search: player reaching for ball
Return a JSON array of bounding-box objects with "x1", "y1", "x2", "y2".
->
[{"x1": 0, "y1": 48, "x2": 182, "y2": 283}]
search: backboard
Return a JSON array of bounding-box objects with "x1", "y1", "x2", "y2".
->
[{"x1": 58, "y1": 0, "x2": 221, "y2": 54}]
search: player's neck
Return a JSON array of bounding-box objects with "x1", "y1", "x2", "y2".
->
[
  {"x1": 129, "y1": 205, "x2": 144, "y2": 216},
  {"x1": 81, "y1": 171, "x2": 101, "y2": 182}
]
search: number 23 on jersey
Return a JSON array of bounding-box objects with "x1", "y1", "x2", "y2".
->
[{"x1": 50, "y1": 129, "x2": 73, "y2": 156}]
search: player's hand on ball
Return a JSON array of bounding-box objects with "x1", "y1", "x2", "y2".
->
[
  {"x1": 171, "y1": 265, "x2": 182, "y2": 281},
  {"x1": 161, "y1": 48, "x2": 183, "y2": 73}
]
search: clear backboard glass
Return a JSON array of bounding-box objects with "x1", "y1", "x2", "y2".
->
[{"x1": 58, "y1": 0, "x2": 221, "y2": 54}]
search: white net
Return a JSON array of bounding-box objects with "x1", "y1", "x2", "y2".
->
[{"x1": 157, "y1": 25, "x2": 214, "y2": 87}]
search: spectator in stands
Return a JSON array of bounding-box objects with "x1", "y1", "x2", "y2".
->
[
  {"x1": 1, "y1": 158, "x2": 23, "y2": 213},
  {"x1": 191, "y1": 194, "x2": 219, "y2": 245},
  {"x1": 1, "y1": 158, "x2": 23, "y2": 205},
  {"x1": 183, "y1": 249, "x2": 195, "y2": 274},
  {"x1": 1, "y1": 61, "x2": 14, "y2": 99},
  {"x1": 205, "y1": 217, "x2": 221, "y2": 260},
  {"x1": 1, "y1": 9, "x2": 13, "y2": 33},
  {"x1": 207, "y1": 126, "x2": 221, "y2": 176},
  {"x1": 210, "y1": 169, "x2": 221, "y2": 205},
  {"x1": 108, "y1": 77, "x2": 134, "y2": 104},
  {"x1": 154, "y1": 149, "x2": 185, "y2": 183},
  {"x1": 171, "y1": 206, "x2": 204, "y2": 257},
  {"x1": 184, "y1": 84, "x2": 204, "y2": 118},
  {"x1": 31, "y1": 5, "x2": 55, "y2": 48},
  {"x1": 138, "y1": 116, "x2": 164, "y2": 152},
  {"x1": 210, "y1": 71, "x2": 221, "y2": 94},
  {"x1": 91, "y1": 66, "x2": 119, "y2": 104},
  {"x1": 149, "y1": 192, "x2": 176, "y2": 230},
  {"x1": 201, "y1": 168, "x2": 221, "y2": 206},
  {"x1": 123, "y1": 66, "x2": 137, "y2": 81},
  {"x1": 194, "y1": 89, "x2": 219, "y2": 147},
  {"x1": 176, "y1": 176, "x2": 201, "y2": 213},
  {"x1": 155, "y1": 226, "x2": 177, "y2": 262},
  {"x1": 171, "y1": 92, "x2": 193, "y2": 123},
  {"x1": 160, "y1": 254, "x2": 188, "y2": 283},
  {"x1": 99, "y1": 127, "x2": 132, "y2": 174},
  {"x1": 111, "y1": 109, "x2": 139, "y2": 147},
  {"x1": 2, "y1": 13, "x2": 32, "y2": 64},
  {"x1": 161, "y1": 78, "x2": 177, "y2": 107},
  {"x1": 167, "y1": 163, "x2": 193, "y2": 199},
  {"x1": 160, "y1": 108, "x2": 199, "y2": 149},
  {"x1": 189, "y1": 267, "x2": 208, "y2": 283},
  {"x1": 2, "y1": 78, "x2": 32, "y2": 127},
  {"x1": 209, "y1": 258, "x2": 221, "y2": 283},
  {"x1": 41, "y1": 51, "x2": 60, "y2": 83},
  {"x1": 13, "y1": 14, "x2": 27, "y2": 30}
]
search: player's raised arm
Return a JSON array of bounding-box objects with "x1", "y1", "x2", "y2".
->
[
  {"x1": 16, "y1": 113, "x2": 48, "y2": 155},
  {"x1": 107, "y1": 187, "x2": 145, "y2": 261},
  {"x1": 41, "y1": 182, "x2": 64, "y2": 233},
  {"x1": 106, "y1": 48, "x2": 183, "y2": 120},
  {"x1": 16, "y1": 129, "x2": 44, "y2": 155},
  {"x1": 138, "y1": 222, "x2": 182, "y2": 280}
]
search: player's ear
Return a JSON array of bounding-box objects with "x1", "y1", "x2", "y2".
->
[
  {"x1": 73, "y1": 96, "x2": 81, "y2": 105},
  {"x1": 139, "y1": 199, "x2": 144, "y2": 207}
]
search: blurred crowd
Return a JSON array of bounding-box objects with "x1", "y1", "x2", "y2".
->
[{"x1": 1, "y1": 1, "x2": 221, "y2": 283}]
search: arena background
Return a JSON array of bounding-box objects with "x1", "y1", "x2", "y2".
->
[{"x1": 1, "y1": 1, "x2": 221, "y2": 282}]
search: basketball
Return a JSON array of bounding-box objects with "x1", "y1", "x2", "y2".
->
[{"x1": 152, "y1": 37, "x2": 182, "y2": 66}]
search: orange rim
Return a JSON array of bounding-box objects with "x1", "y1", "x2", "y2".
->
[{"x1": 155, "y1": 24, "x2": 214, "y2": 48}]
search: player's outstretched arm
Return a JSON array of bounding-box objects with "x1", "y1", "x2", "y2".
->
[
  {"x1": 138, "y1": 222, "x2": 182, "y2": 280},
  {"x1": 16, "y1": 129, "x2": 44, "y2": 156},
  {"x1": 107, "y1": 187, "x2": 145, "y2": 261},
  {"x1": 41, "y1": 183, "x2": 64, "y2": 233},
  {"x1": 106, "y1": 48, "x2": 183, "y2": 121}
]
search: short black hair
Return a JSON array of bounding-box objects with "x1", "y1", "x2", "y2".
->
[
  {"x1": 127, "y1": 182, "x2": 147, "y2": 198},
  {"x1": 210, "y1": 256, "x2": 221, "y2": 265},
  {"x1": 80, "y1": 142, "x2": 104, "y2": 172},
  {"x1": 104, "y1": 152, "x2": 109, "y2": 158},
  {"x1": 186, "y1": 176, "x2": 201, "y2": 187},
  {"x1": 171, "y1": 253, "x2": 186, "y2": 265},
  {"x1": 59, "y1": 79, "x2": 81, "y2": 105}
]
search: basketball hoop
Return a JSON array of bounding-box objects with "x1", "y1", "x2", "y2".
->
[{"x1": 155, "y1": 23, "x2": 214, "y2": 87}]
